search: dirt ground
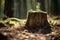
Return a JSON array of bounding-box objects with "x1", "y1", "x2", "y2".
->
[{"x1": 0, "y1": 17, "x2": 60, "y2": 40}]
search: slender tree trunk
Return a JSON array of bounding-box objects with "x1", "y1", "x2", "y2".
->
[
  {"x1": 0, "y1": 0, "x2": 1, "y2": 8},
  {"x1": 4, "y1": 0, "x2": 14, "y2": 17},
  {"x1": 58, "y1": 0, "x2": 60, "y2": 15},
  {"x1": 14, "y1": 0, "x2": 27, "y2": 18},
  {"x1": 0, "y1": 0, "x2": 1, "y2": 18},
  {"x1": 53, "y1": 0, "x2": 59, "y2": 16},
  {"x1": 45, "y1": 0, "x2": 59, "y2": 16},
  {"x1": 0, "y1": 0, "x2": 1, "y2": 13}
]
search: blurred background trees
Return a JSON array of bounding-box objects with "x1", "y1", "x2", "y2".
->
[
  {"x1": 4, "y1": 0, "x2": 14, "y2": 17},
  {"x1": 0, "y1": 0, "x2": 60, "y2": 19},
  {"x1": 45, "y1": 0, "x2": 60, "y2": 16},
  {"x1": 0, "y1": 0, "x2": 5, "y2": 19}
]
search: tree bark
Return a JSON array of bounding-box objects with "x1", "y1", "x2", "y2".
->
[
  {"x1": 4, "y1": 0, "x2": 14, "y2": 17},
  {"x1": 25, "y1": 11, "x2": 51, "y2": 34},
  {"x1": 0, "y1": 0, "x2": 1, "y2": 13}
]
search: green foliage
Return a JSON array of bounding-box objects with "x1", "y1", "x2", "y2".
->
[
  {"x1": 0, "y1": 18, "x2": 21, "y2": 27},
  {"x1": 4, "y1": 18, "x2": 21, "y2": 25}
]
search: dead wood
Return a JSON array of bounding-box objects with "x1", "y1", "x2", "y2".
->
[{"x1": 25, "y1": 11, "x2": 51, "y2": 34}]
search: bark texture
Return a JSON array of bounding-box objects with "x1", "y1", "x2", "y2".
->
[{"x1": 25, "y1": 11, "x2": 51, "y2": 34}]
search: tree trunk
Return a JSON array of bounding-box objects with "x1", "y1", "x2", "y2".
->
[
  {"x1": 25, "y1": 11, "x2": 51, "y2": 34},
  {"x1": 4, "y1": 0, "x2": 14, "y2": 17},
  {"x1": 45, "y1": 0, "x2": 60, "y2": 16},
  {"x1": 0, "y1": 0, "x2": 1, "y2": 11},
  {"x1": 0, "y1": 0, "x2": 1, "y2": 18}
]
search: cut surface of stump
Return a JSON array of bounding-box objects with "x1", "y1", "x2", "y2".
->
[{"x1": 25, "y1": 11, "x2": 51, "y2": 34}]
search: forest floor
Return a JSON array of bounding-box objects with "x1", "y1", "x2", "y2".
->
[{"x1": 0, "y1": 17, "x2": 60, "y2": 40}]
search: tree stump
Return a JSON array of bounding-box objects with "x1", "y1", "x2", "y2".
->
[{"x1": 25, "y1": 11, "x2": 51, "y2": 34}]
